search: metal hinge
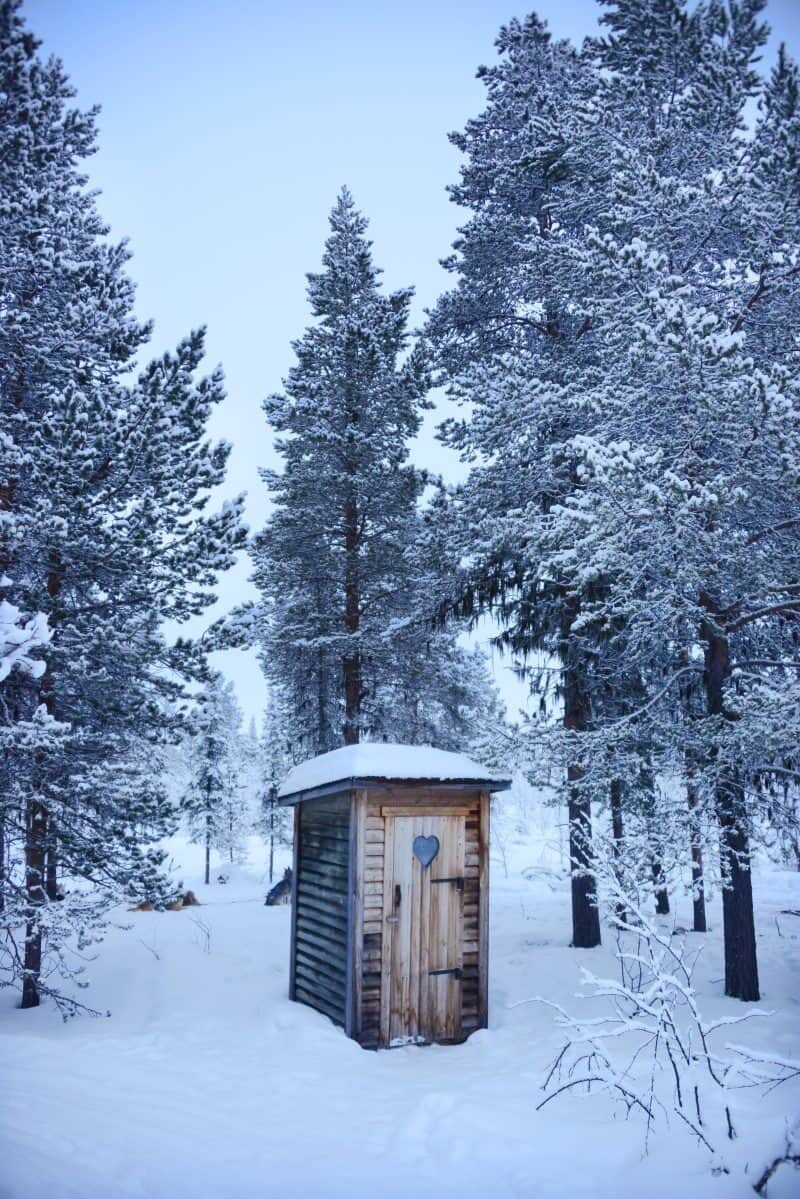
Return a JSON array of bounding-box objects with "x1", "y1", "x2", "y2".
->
[
  {"x1": 428, "y1": 967, "x2": 462, "y2": 979},
  {"x1": 430, "y1": 876, "x2": 464, "y2": 892}
]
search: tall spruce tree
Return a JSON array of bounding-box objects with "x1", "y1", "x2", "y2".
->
[
  {"x1": 427, "y1": 14, "x2": 606, "y2": 948},
  {"x1": 183, "y1": 676, "x2": 246, "y2": 884},
  {"x1": 252, "y1": 189, "x2": 498, "y2": 755},
  {"x1": 547, "y1": 0, "x2": 796, "y2": 1000},
  {"x1": 428, "y1": 0, "x2": 796, "y2": 997},
  {"x1": 0, "y1": 1, "x2": 246, "y2": 1008},
  {"x1": 255, "y1": 691, "x2": 292, "y2": 884}
]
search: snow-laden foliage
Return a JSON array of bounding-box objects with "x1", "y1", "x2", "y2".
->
[
  {"x1": 183, "y1": 675, "x2": 250, "y2": 884},
  {"x1": 428, "y1": 0, "x2": 799, "y2": 998},
  {"x1": 0, "y1": 0, "x2": 246, "y2": 1009},
  {"x1": 536, "y1": 830, "x2": 787, "y2": 1172},
  {"x1": 0, "y1": 596, "x2": 49, "y2": 683},
  {"x1": 253, "y1": 690, "x2": 293, "y2": 885},
  {"x1": 251, "y1": 188, "x2": 503, "y2": 757},
  {"x1": 535, "y1": 821, "x2": 800, "y2": 1175}
]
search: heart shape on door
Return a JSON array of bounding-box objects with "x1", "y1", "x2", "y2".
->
[{"x1": 413, "y1": 835, "x2": 440, "y2": 868}]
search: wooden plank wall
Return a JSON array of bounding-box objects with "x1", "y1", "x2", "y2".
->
[
  {"x1": 357, "y1": 787, "x2": 485, "y2": 1047},
  {"x1": 292, "y1": 793, "x2": 350, "y2": 1027}
]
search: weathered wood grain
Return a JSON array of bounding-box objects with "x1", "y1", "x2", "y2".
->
[
  {"x1": 296, "y1": 921, "x2": 348, "y2": 958},
  {"x1": 378, "y1": 811, "x2": 465, "y2": 1045},
  {"x1": 379, "y1": 805, "x2": 473, "y2": 817},
  {"x1": 477, "y1": 790, "x2": 490, "y2": 1030},
  {"x1": 378, "y1": 812, "x2": 394, "y2": 1047},
  {"x1": 294, "y1": 898, "x2": 348, "y2": 934}
]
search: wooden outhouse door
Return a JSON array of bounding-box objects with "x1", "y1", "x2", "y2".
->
[{"x1": 381, "y1": 811, "x2": 466, "y2": 1045}]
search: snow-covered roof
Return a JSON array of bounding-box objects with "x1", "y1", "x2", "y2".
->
[{"x1": 278, "y1": 742, "x2": 510, "y2": 803}]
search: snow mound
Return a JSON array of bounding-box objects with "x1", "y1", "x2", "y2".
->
[{"x1": 278, "y1": 742, "x2": 510, "y2": 801}]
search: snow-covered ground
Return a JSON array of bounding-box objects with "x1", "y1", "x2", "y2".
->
[{"x1": 1, "y1": 831, "x2": 798, "y2": 1199}]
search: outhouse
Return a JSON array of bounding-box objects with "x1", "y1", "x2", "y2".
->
[{"x1": 278, "y1": 743, "x2": 510, "y2": 1049}]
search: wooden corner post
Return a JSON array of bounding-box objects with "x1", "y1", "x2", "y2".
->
[
  {"x1": 478, "y1": 789, "x2": 490, "y2": 1029},
  {"x1": 288, "y1": 802, "x2": 301, "y2": 1002},
  {"x1": 346, "y1": 788, "x2": 367, "y2": 1039}
]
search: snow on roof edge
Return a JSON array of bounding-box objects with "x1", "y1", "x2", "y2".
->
[{"x1": 278, "y1": 742, "x2": 510, "y2": 800}]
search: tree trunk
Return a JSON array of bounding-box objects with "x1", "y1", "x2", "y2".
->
[
  {"x1": 21, "y1": 799, "x2": 47, "y2": 1008},
  {"x1": 204, "y1": 826, "x2": 210, "y2": 887},
  {"x1": 567, "y1": 776, "x2": 600, "y2": 947},
  {"x1": 687, "y1": 778, "x2": 707, "y2": 933},
  {"x1": 1, "y1": 370, "x2": 25, "y2": 927},
  {"x1": 0, "y1": 806, "x2": 5, "y2": 916},
  {"x1": 652, "y1": 858, "x2": 670, "y2": 915},
  {"x1": 45, "y1": 832, "x2": 59, "y2": 901},
  {"x1": 316, "y1": 642, "x2": 329, "y2": 756},
  {"x1": 640, "y1": 767, "x2": 669, "y2": 915},
  {"x1": 268, "y1": 799, "x2": 275, "y2": 884},
  {"x1": 610, "y1": 778, "x2": 627, "y2": 923},
  {"x1": 343, "y1": 655, "x2": 360, "y2": 745},
  {"x1": 21, "y1": 563, "x2": 60, "y2": 1004},
  {"x1": 561, "y1": 598, "x2": 600, "y2": 948},
  {"x1": 703, "y1": 611, "x2": 759, "y2": 1000},
  {"x1": 342, "y1": 492, "x2": 360, "y2": 746},
  {"x1": 718, "y1": 797, "x2": 759, "y2": 999}
]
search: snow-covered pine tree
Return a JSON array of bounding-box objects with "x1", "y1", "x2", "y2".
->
[
  {"x1": 184, "y1": 675, "x2": 247, "y2": 885},
  {"x1": 216, "y1": 696, "x2": 250, "y2": 872},
  {"x1": 428, "y1": 1, "x2": 792, "y2": 994},
  {"x1": 427, "y1": 14, "x2": 606, "y2": 948},
  {"x1": 537, "y1": 0, "x2": 794, "y2": 1002},
  {"x1": 0, "y1": 594, "x2": 54, "y2": 920},
  {"x1": 370, "y1": 483, "x2": 509, "y2": 751},
  {"x1": 0, "y1": 1, "x2": 246, "y2": 1008},
  {"x1": 252, "y1": 188, "x2": 499, "y2": 756},
  {"x1": 255, "y1": 690, "x2": 293, "y2": 884},
  {"x1": 237, "y1": 714, "x2": 262, "y2": 847}
]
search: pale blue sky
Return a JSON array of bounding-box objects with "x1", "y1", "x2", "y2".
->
[{"x1": 26, "y1": 0, "x2": 800, "y2": 723}]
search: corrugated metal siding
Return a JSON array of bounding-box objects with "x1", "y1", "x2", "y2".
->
[{"x1": 293, "y1": 793, "x2": 351, "y2": 1026}]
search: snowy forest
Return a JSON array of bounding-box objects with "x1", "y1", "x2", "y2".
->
[{"x1": 1, "y1": 0, "x2": 799, "y2": 1196}]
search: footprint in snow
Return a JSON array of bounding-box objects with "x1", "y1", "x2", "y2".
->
[{"x1": 397, "y1": 1091, "x2": 456, "y2": 1159}]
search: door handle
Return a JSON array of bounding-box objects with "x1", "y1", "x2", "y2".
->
[
  {"x1": 386, "y1": 884, "x2": 401, "y2": 926},
  {"x1": 428, "y1": 967, "x2": 462, "y2": 980}
]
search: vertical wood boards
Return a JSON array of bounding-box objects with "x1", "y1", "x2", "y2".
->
[
  {"x1": 387, "y1": 815, "x2": 419, "y2": 1043},
  {"x1": 379, "y1": 810, "x2": 466, "y2": 1046},
  {"x1": 422, "y1": 814, "x2": 465, "y2": 1043}
]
